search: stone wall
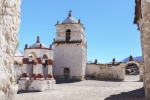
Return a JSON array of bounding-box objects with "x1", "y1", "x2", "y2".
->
[
  {"x1": 134, "y1": 0, "x2": 150, "y2": 99},
  {"x1": 86, "y1": 63, "x2": 125, "y2": 80},
  {"x1": 86, "y1": 61, "x2": 143, "y2": 80},
  {"x1": 0, "y1": 0, "x2": 22, "y2": 100}
]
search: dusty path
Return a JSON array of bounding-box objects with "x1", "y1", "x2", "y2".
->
[{"x1": 17, "y1": 75, "x2": 144, "y2": 100}]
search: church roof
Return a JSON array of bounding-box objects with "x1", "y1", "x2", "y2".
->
[
  {"x1": 62, "y1": 11, "x2": 78, "y2": 24},
  {"x1": 28, "y1": 43, "x2": 48, "y2": 49},
  {"x1": 28, "y1": 36, "x2": 48, "y2": 49},
  {"x1": 62, "y1": 16, "x2": 78, "y2": 24}
]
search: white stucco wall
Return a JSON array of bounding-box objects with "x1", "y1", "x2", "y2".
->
[
  {"x1": 55, "y1": 24, "x2": 85, "y2": 42},
  {"x1": 14, "y1": 64, "x2": 23, "y2": 82},
  {"x1": 53, "y1": 44, "x2": 86, "y2": 79},
  {"x1": 24, "y1": 49, "x2": 53, "y2": 59},
  {"x1": 26, "y1": 64, "x2": 48, "y2": 79}
]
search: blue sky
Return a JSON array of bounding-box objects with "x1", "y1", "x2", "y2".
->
[{"x1": 18, "y1": 0, "x2": 141, "y2": 63}]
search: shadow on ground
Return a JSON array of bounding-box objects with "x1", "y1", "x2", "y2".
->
[
  {"x1": 56, "y1": 79, "x2": 81, "y2": 84},
  {"x1": 105, "y1": 87, "x2": 145, "y2": 100},
  {"x1": 85, "y1": 77, "x2": 124, "y2": 82},
  {"x1": 17, "y1": 90, "x2": 40, "y2": 94},
  {"x1": 56, "y1": 78, "x2": 141, "y2": 84}
]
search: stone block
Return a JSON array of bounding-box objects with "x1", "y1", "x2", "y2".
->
[
  {"x1": 146, "y1": 81, "x2": 150, "y2": 88},
  {"x1": 18, "y1": 79, "x2": 56, "y2": 92}
]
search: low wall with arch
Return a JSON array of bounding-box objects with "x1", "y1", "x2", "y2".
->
[{"x1": 86, "y1": 61, "x2": 143, "y2": 81}]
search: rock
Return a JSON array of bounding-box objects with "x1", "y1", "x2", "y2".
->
[{"x1": 0, "y1": 0, "x2": 22, "y2": 100}]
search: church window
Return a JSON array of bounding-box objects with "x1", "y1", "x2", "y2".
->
[{"x1": 66, "y1": 29, "x2": 71, "y2": 41}]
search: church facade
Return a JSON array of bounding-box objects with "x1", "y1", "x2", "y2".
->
[
  {"x1": 18, "y1": 11, "x2": 143, "y2": 82},
  {"x1": 53, "y1": 12, "x2": 87, "y2": 80}
]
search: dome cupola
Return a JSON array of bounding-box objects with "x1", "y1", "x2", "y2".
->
[{"x1": 62, "y1": 10, "x2": 78, "y2": 24}]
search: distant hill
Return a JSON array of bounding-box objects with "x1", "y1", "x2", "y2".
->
[
  {"x1": 88, "y1": 61, "x2": 94, "y2": 63},
  {"x1": 122, "y1": 56, "x2": 142, "y2": 62},
  {"x1": 15, "y1": 50, "x2": 24, "y2": 57}
]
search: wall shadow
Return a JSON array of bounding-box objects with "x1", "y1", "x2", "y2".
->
[
  {"x1": 105, "y1": 87, "x2": 145, "y2": 100},
  {"x1": 17, "y1": 90, "x2": 40, "y2": 94},
  {"x1": 56, "y1": 79, "x2": 81, "y2": 84},
  {"x1": 85, "y1": 77, "x2": 124, "y2": 82}
]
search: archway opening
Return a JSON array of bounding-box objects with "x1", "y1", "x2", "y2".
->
[
  {"x1": 27, "y1": 52, "x2": 37, "y2": 79},
  {"x1": 125, "y1": 63, "x2": 140, "y2": 82},
  {"x1": 42, "y1": 54, "x2": 48, "y2": 79},
  {"x1": 66, "y1": 29, "x2": 71, "y2": 41},
  {"x1": 42, "y1": 54, "x2": 48, "y2": 64},
  {"x1": 28, "y1": 52, "x2": 37, "y2": 62}
]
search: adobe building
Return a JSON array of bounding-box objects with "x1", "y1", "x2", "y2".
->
[
  {"x1": 53, "y1": 11, "x2": 87, "y2": 80},
  {"x1": 18, "y1": 36, "x2": 55, "y2": 92}
]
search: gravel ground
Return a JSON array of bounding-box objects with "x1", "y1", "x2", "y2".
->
[{"x1": 17, "y1": 75, "x2": 145, "y2": 100}]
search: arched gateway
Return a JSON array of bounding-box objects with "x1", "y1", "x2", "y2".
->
[{"x1": 124, "y1": 61, "x2": 143, "y2": 81}]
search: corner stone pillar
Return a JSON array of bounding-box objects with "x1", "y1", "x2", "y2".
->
[
  {"x1": 46, "y1": 59, "x2": 53, "y2": 79},
  {"x1": 140, "y1": 1, "x2": 150, "y2": 99},
  {"x1": 21, "y1": 58, "x2": 29, "y2": 79},
  {"x1": 36, "y1": 58, "x2": 44, "y2": 80},
  {"x1": 31, "y1": 60, "x2": 38, "y2": 80}
]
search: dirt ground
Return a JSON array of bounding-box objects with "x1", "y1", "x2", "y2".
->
[{"x1": 16, "y1": 75, "x2": 145, "y2": 100}]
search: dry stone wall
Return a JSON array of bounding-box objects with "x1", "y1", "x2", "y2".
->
[
  {"x1": 86, "y1": 63, "x2": 125, "y2": 80},
  {"x1": 0, "y1": 0, "x2": 21, "y2": 100},
  {"x1": 86, "y1": 61, "x2": 143, "y2": 80}
]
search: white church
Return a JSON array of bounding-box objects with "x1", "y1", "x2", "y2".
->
[
  {"x1": 53, "y1": 11, "x2": 87, "y2": 80},
  {"x1": 20, "y1": 11, "x2": 87, "y2": 82},
  {"x1": 18, "y1": 11, "x2": 141, "y2": 92}
]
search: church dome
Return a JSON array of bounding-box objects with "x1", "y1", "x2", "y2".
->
[
  {"x1": 28, "y1": 43, "x2": 48, "y2": 49},
  {"x1": 28, "y1": 36, "x2": 48, "y2": 49},
  {"x1": 62, "y1": 11, "x2": 78, "y2": 24}
]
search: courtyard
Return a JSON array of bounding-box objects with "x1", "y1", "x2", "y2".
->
[{"x1": 17, "y1": 75, "x2": 144, "y2": 100}]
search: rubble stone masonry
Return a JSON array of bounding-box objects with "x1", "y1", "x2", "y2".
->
[{"x1": 0, "y1": 0, "x2": 22, "y2": 100}]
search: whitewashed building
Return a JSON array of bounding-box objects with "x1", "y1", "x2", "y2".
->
[
  {"x1": 53, "y1": 11, "x2": 87, "y2": 80},
  {"x1": 18, "y1": 36, "x2": 55, "y2": 92}
]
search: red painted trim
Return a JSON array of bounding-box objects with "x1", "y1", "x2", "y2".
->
[
  {"x1": 37, "y1": 58, "x2": 42, "y2": 64},
  {"x1": 22, "y1": 73, "x2": 28, "y2": 77},
  {"x1": 47, "y1": 74, "x2": 53, "y2": 78},
  {"x1": 33, "y1": 62, "x2": 37, "y2": 65},
  {"x1": 32, "y1": 74, "x2": 36, "y2": 80},
  {"x1": 47, "y1": 59, "x2": 53, "y2": 65},
  {"x1": 22, "y1": 58, "x2": 29, "y2": 64},
  {"x1": 36, "y1": 74, "x2": 44, "y2": 78}
]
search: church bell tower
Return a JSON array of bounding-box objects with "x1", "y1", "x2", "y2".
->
[{"x1": 53, "y1": 11, "x2": 87, "y2": 80}]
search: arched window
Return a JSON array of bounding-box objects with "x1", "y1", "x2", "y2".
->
[
  {"x1": 66, "y1": 29, "x2": 71, "y2": 41},
  {"x1": 43, "y1": 55, "x2": 48, "y2": 59},
  {"x1": 42, "y1": 55, "x2": 48, "y2": 64},
  {"x1": 28, "y1": 52, "x2": 37, "y2": 62}
]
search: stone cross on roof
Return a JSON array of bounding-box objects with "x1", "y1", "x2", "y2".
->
[
  {"x1": 69, "y1": 10, "x2": 72, "y2": 13},
  {"x1": 36, "y1": 36, "x2": 40, "y2": 43},
  {"x1": 68, "y1": 10, "x2": 72, "y2": 17}
]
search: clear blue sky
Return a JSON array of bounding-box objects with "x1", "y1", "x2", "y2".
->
[{"x1": 18, "y1": 0, "x2": 141, "y2": 63}]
